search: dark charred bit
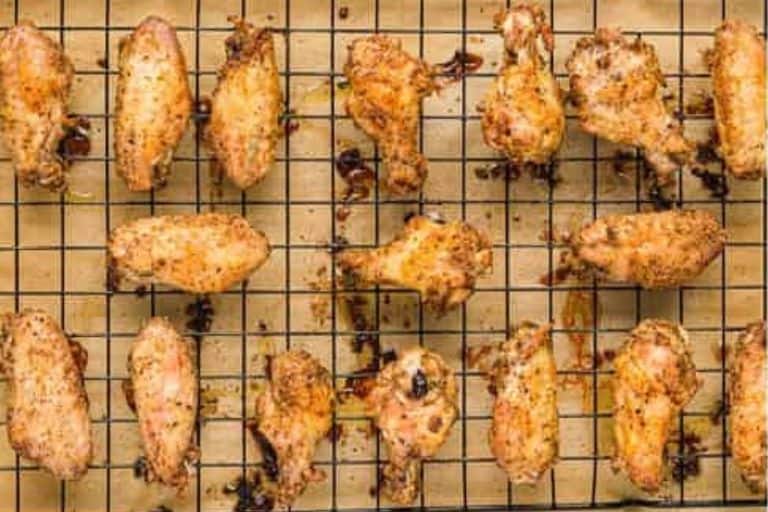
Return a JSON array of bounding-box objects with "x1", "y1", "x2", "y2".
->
[
  {"x1": 530, "y1": 162, "x2": 561, "y2": 186},
  {"x1": 692, "y1": 167, "x2": 729, "y2": 198},
  {"x1": 96, "y1": 57, "x2": 108, "y2": 69},
  {"x1": 134, "y1": 285, "x2": 148, "y2": 298},
  {"x1": 647, "y1": 182, "x2": 674, "y2": 211},
  {"x1": 410, "y1": 369, "x2": 428, "y2": 399},
  {"x1": 695, "y1": 138, "x2": 720, "y2": 166},
  {"x1": 132, "y1": 456, "x2": 149, "y2": 481},
  {"x1": 58, "y1": 116, "x2": 91, "y2": 161},
  {"x1": 438, "y1": 50, "x2": 484, "y2": 81},
  {"x1": 249, "y1": 426, "x2": 279, "y2": 481},
  {"x1": 195, "y1": 96, "x2": 212, "y2": 126},
  {"x1": 280, "y1": 108, "x2": 299, "y2": 137},
  {"x1": 670, "y1": 431, "x2": 705, "y2": 483},
  {"x1": 185, "y1": 295, "x2": 215, "y2": 342},
  {"x1": 258, "y1": 320, "x2": 268, "y2": 332},
  {"x1": 539, "y1": 264, "x2": 572, "y2": 287},
  {"x1": 122, "y1": 379, "x2": 136, "y2": 414},
  {"x1": 336, "y1": 206, "x2": 351, "y2": 222},
  {"x1": 335, "y1": 148, "x2": 375, "y2": 202},
  {"x1": 225, "y1": 19, "x2": 272, "y2": 62},
  {"x1": 368, "y1": 486, "x2": 377, "y2": 498},
  {"x1": 106, "y1": 258, "x2": 120, "y2": 292},
  {"x1": 150, "y1": 506, "x2": 173, "y2": 512},
  {"x1": 612, "y1": 150, "x2": 636, "y2": 177},
  {"x1": 380, "y1": 348, "x2": 397, "y2": 365},
  {"x1": 338, "y1": 6, "x2": 349, "y2": 19},
  {"x1": 223, "y1": 472, "x2": 275, "y2": 512},
  {"x1": 594, "y1": 348, "x2": 616, "y2": 368},
  {"x1": 685, "y1": 90, "x2": 714, "y2": 116},
  {"x1": 353, "y1": 331, "x2": 380, "y2": 356},
  {"x1": 327, "y1": 422, "x2": 344, "y2": 442},
  {"x1": 709, "y1": 399, "x2": 728, "y2": 425},
  {"x1": 329, "y1": 234, "x2": 350, "y2": 254}
]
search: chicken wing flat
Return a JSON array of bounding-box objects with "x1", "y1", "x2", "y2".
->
[
  {"x1": 252, "y1": 350, "x2": 334, "y2": 507},
  {"x1": 204, "y1": 19, "x2": 282, "y2": 189},
  {"x1": 115, "y1": 16, "x2": 192, "y2": 191},
  {"x1": 1, "y1": 310, "x2": 92, "y2": 480},
  {"x1": 612, "y1": 319, "x2": 699, "y2": 493},
  {"x1": 710, "y1": 20, "x2": 766, "y2": 180},
  {"x1": 570, "y1": 209, "x2": 725, "y2": 289},
  {"x1": 729, "y1": 321, "x2": 766, "y2": 493},
  {"x1": 337, "y1": 215, "x2": 492, "y2": 311},
  {"x1": 481, "y1": 4, "x2": 564, "y2": 164},
  {"x1": 366, "y1": 347, "x2": 458, "y2": 504},
  {"x1": 344, "y1": 35, "x2": 436, "y2": 195},
  {"x1": 469, "y1": 322, "x2": 558, "y2": 484},
  {"x1": 0, "y1": 21, "x2": 74, "y2": 191},
  {"x1": 566, "y1": 28, "x2": 695, "y2": 184}
]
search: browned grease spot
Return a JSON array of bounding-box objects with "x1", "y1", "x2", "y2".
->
[
  {"x1": 338, "y1": 6, "x2": 349, "y2": 19},
  {"x1": 223, "y1": 471, "x2": 275, "y2": 512},
  {"x1": 58, "y1": 116, "x2": 91, "y2": 161},
  {"x1": 559, "y1": 290, "x2": 600, "y2": 412},
  {"x1": 336, "y1": 148, "x2": 375, "y2": 202},
  {"x1": 685, "y1": 90, "x2": 714, "y2": 116},
  {"x1": 438, "y1": 50, "x2": 484, "y2": 81}
]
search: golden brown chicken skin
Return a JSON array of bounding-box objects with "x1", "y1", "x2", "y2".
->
[
  {"x1": 570, "y1": 209, "x2": 725, "y2": 289},
  {"x1": 344, "y1": 35, "x2": 436, "y2": 195},
  {"x1": 366, "y1": 347, "x2": 458, "y2": 504},
  {"x1": 115, "y1": 16, "x2": 192, "y2": 191},
  {"x1": 108, "y1": 212, "x2": 270, "y2": 294},
  {"x1": 481, "y1": 4, "x2": 564, "y2": 164},
  {"x1": 204, "y1": 19, "x2": 283, "y2": 189},
  {"x1": 612, "y1": 320, "x2": 699, "y2": 493},
  {"x1": 0, "y1": 21, "x2": 74, "y2": 191},
  {"x1": 710, "y1": 20, "x2": 766, "y2": 179},
  {"x1": 252, "y1": 350, "x2": 334, "y2": 507},
  {"x1": 729, "y1": 321, "x2": 766, "y2": 493},
  {"x1": 566, "y1": 28, "x2": 695, "y2": 185},
  {"x1": 0, "y1": 310, "x2": 92, "y2": 480},
  {"x1": 469, "y1": 322, "x2": 558, "y2": 484}
]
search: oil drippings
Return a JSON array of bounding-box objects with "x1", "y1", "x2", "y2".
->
[
  {"x1": 437, "y1": 50, "x2": 484, "y2": 82},
  {"x1": 185, "y1": 295, "x2": 214, "y2": 342},
  {"x1": 559, "y1": 289, "x2": 601, "y2": 413},
  {"x1": 223, "y1": 472, "x2": 275, "y2": 512},
  {"x1": 692, "y1": 167, "x2": 729, "y2": 198},
  {"x1": 335, "y1": 148, "x2": 375, "y2": 203},
  {"x1": 58, "y1": 116, "x2": 91, "y2": 161},
  {"x1": 248, "y1": 425, "x2": 279, "y2": 481}
]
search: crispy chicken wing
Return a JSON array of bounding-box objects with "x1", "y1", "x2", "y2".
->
[
  {"x1": 344, "y1": 35, "x2": 436, "y2": 195},
  {"x1": 469, "y1": 322, "x2": 558, "y2": 484},
  {"x1": 252, "y1": 350, "x2": 334, "y2": 507},
  {"x1": 481, "y1": 4, "x2": 564, "y2": 164},
  {"x1": 0, "y1": 310, "x2": 92, "y2": 480},
  {"x1": 729, "y1": 321, "x2": 766, "y2": 493},
  {"x1": 338, "y1": 215, "x2": 492, "y2": 311},
  {"x1": 115, "y1": 16, "x2": 192, "y2": 191},
  {"x1": 204, "y1": 19, "x2": 283, "y2": 189},
  {"x1": 0, "y1": 21, "x2": 74, "y2": 191},
  {"x1": 566, "y1": 28, "x2": 695, "y2": 184},
  {"x1": 569, "y1": 209, "x2": 725, "y2": 289},
  {"x1": 366, "y1": 347, "x2": 458, "y2": 504},
  {"x1": 710, "y1": 19, "x2": 766, "y2": 179},
  {"x1": 612, "y1": 320, "x2": 699, "y2": 493}
]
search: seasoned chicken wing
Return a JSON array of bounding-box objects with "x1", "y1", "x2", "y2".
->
[
  {"x1": 0, "y1": 21, "x2": 74, "y2": 191},
  {"x1": 108, "y1": 212, "x2": 270, "y2": 294},
  {"x1": 612, "y1": 320, "x2": 699, "y2": 493},
  {"x1": 252, "y1": 350, "x2": 334, "y2": 507},
  {"x1": 338, "y1": 215, "x2": 492, "y2": 311},
  {"x1": 127, "y1": 317, "x2": 197, "y2": 489},
  {"x1": 366, "y1": 347, "x2": 458, "y2": 504},
  {"x1": 569, "y1": 209, "x2": 725, "y2": 289},
  {"x1": 481, "y1": 4, "x2": 564, "y2": 164},
  {"x1": 566, "y1": 28, "x2": 695, "y2": 185},
  {"x1": 344, "y1": 35, "x2": 436, "y2": 195},
  {"x1": 710, "y1": 19, "x2": 766, "y2": 179},
  {"x1": 204, "y1": 19, "x2": 283, "y2": 189},
  {"x1": 115, "y1": 16, "x2": 192, "y2": 191},
  {"x1": 729, "y1": 321, "x2": 766, "y2": 493},
  {"x1": 0, "y1": 310, "x2": 92, "y2": 480}
]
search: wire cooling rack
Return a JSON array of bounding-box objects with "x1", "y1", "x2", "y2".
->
[{"x1": 0, "y1": 0, "x2": 766, "y2": 510}]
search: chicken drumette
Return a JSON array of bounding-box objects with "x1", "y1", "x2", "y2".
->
[
  {"x1": 366, "y1": 347, "x2": 458, "y2": 504},
  {"x1": 252, "y1": 350, "x2": 334, "y2": 507},
  {"x1": 566, "y1": 28, "x2": 695, "y2": 185},
  {"x1": 338, "y1": 215, "x2": 492, "y2": 312},
  {"x1": 344, "y1": 35, "x2": 436, "y2": 195},
  {"x1": 612, "y1": 320, "x2": 700, "y2": 493},
  {"x1": 469, "y1": 322, "x2": 558, "y2": 484},
  {"x1": 481, "y1": 4, "x2": 564, "y2": 164}
]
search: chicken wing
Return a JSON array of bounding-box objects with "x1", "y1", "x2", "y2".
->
[
  {"x1": 252, "y1": 350, "x2": 333, "y2": 507},
  {"x1": 0, "y1": 21, "x2": 74, "y2": 191},
  {"x1": 115, "y1": 16, "x2": 192, "y2": 191},
  {"x1": 612, "y1": 319, "x2": 699, "y2": 493},
  {"x1": 481, "y1": 4, "x2": 564, "y2": 164},
  {"x1": 344, "y1": 35, "x2": 436, "y2": 195},
  {"x1": 204, "y1": 19, "x2": 282, "y2": 189},
  {"x1": 366, "y1": 347, "x2": 458, "y2": 504},
  {"x1": 0, "y1": 310, "x2": 92, "y2": 480},
  {"x1": 569, "y1": 209, "x2": 725, "y2": 289},
  {"x1": 468, "y1": 322, "x2": 558, "y2": 484},
  {"x1": 108, "y1": 212, "x2": 270, "y2": 294},
  {"x1": 729, "y1": 321, "x2": 766, "y2": 493},
  {"x1": 566, "y1": 28, "x2": 695, "y2": 185},
  {"x1": 127, "y1": 317, "x2": 197, "y2": 488},
  {"x1": 710, "y1": 19, "x2": 766, "y2": 179},
  {"x1": 337, "y1": 215, "x2": 492, "y2": 311}
]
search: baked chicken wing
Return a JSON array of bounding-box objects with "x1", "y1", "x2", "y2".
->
[
  {"x1": 252, "y1": 350, "x2": 334, "y2": 507},
  {"x1": 366, "y1": 347, "x2": 458, "y2": 504},
  {"x1": 729, "y1": 321, "x2": 766, "y2": 493},
  {"x1": 338, "y1": 215, "x2": 492, "y2": 311},
  {"x1": 469, "y1": 322, "x2": 558, "y2": 484},
  {"x1": 344, "y1": 35, "x2": 436, "y2": 195},
  {"x1": 481, "y1": 4, "x2": 564, "y2": 164},
  {"x1": 204, "y1": 19, "x2": 283, "y2": 189},
  {"x1": 115, "y1": 16, "x2": 192, "y2": 191},
  {"x1": 566, "y1": 28, "x2": 695, "y2": 185},
  {"x1": 0, "y1": 21, "x2": 74, "y2": 191},
  {"x1": 612, "y1": 319, "x2": 699, "y2": 493}
]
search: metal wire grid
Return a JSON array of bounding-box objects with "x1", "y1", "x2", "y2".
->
[{"x1": 0, "y1": 0, "x2": 766, "y2": 510}]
